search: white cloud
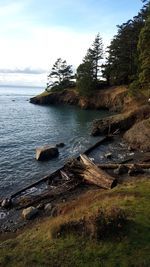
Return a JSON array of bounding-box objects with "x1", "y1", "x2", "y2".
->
[
  {"x1": 0, "y1": 24, "x2": 112, "y2": 86},
  {"x1": 0, "y1": 72, "x2": 47, "y2": 87},
  {"x1": 0, "y1": 1, "x2": 24, "y2": 16},
  {"x1": 0, "y1": 0, "x2": 114, "y2": 86}
]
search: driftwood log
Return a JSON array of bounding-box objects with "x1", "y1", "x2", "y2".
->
[
  {"x1": 14, "y1": 180, "x2": 80, "y2": 209},
  {"x1": 79, "y1": 154, "x2": 117, "y2": 189}
]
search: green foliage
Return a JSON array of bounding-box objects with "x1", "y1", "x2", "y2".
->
[
  {"x1": 138, "y1": 4, "x2": 150, "y2": 90},
  {"x1": 129, "y1": 79, "x2": 141, "y2": 96},
  {"x1": 102, "y1": 4, "x2": 149, "y2": 86},
  {"x1": 84, "y1": 33, "x2": 103, "y2": 83},
  {"x1": 76, "y1": 33, "x2": 103, "y2": 96},
  {"x1": 47, "y1": 58, "x2": 73, "y2": 91},
  {"x1": 76, "y1": 61, "x2": 96, "y2": 96},
  {"x1": 52, "y1": 207, "x2": 128, "y2": 240}
]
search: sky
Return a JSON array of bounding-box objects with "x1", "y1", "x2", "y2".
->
[{"x1": 0, "y1": 0, "x2": 144, "y2": 87}]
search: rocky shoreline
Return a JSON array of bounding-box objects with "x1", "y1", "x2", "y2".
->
[
  {"x1": 30, "y1": 86, "x2": 150, "y2": 152},
  {"x1": 1, "y1": 85, "x2": 150, "y2": 238},
  {"x1": 0, "y1": 135, "x2": 150, "y2": 237},
  {"x1": 91, "y1": 105, "x2": 150, "y2": 151},
  {"x1": 30, "y1": 86, "x2": 127, "y2": 111}
]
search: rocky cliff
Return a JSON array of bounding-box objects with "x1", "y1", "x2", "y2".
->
[
  {"x1": 30, "y1": 89, "x2": 79, "y2": 106},
  {"x1": 30, "y1": 86, "x2": 127, "y2": 112}
]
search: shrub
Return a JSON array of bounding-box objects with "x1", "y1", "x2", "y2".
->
[
  {"x1": 51, "y1": 207, "x2": 128, "y2": 240},
  {"x1": 129, "y1": 80, "x2": 141, "y2": 97}
]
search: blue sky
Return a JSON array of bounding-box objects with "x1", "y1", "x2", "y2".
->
[{"x1": 0, "y1": 0, "x2": 144, "y2": 86}]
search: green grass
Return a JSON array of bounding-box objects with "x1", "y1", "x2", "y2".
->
[
  {"x1": 0, "y1": 179, "x2": 150, "y2": 267},
  {"x1": 35, "y1": 90, "x2": 51, "y2": 98}
]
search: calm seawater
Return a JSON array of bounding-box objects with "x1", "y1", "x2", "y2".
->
[{"x1": 0, "y1": 86, "x2": 110, "y2": 197}]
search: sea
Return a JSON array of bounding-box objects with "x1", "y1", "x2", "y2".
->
[{"x1": 0, "y1": 85, "x2": 110, "y2": 197}]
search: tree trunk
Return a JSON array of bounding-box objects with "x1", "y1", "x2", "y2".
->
[{"x1": 79, "y1": 154, "x2": 117, "y2": 189}]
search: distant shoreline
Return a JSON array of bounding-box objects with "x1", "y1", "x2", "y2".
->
[{"x1": 0, "y1": 84, "x2": 44, "y2": 89}]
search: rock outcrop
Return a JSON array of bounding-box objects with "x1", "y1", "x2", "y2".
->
[
  {"x1": 91, "y1": 105, "x2": 150, "y2": 136},
  {"x1": 36, "y1": 146, "x2": 59, "y2": 161},
  {"x1": 30, "y1": 86, "x2": 127, "y2": 112},
  {"x1": 30, "y1": 89, "x2": 79, "y2": 106}
]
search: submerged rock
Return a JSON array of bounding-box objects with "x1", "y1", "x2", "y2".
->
[
  {"x1": 56, "y1": 142, "x2": 65, "y2": 148},
  {"x1": 36, "y1": 146, "x2": 59, "y2": 161}
]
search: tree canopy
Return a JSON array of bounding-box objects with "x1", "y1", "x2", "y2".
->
[
  {"x1": 47, "y1": 58, "x2": 73, "y2": 91},
  {"x1": 46, "y1": 2, "x2": 150, "y2": 97},
  {"x1": 102, "y1": 3, "x2": 149, "y2": 86},
  {"x1": 76, "y1": 33, "x2": 103, "y2": 96},
  {"x1": 138, "y1": 4, "x2": 150, "y2": 90}
]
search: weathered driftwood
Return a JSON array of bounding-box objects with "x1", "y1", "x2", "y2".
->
[
  {"x1": 97, "y1": 163, "x2": 150, "y2": 169},
  {"x1": 79, "y1": 154, "x2": 117, "y2": 189},
  {"x1": 10, "y1": 137, "x2": 110, "y2": 201},
  {"x1": 60, "y1": 170, "x2": 70, "y2": 181},
  {"x1": 14, "y1": 180, "x2": 80, "y2": 209}
]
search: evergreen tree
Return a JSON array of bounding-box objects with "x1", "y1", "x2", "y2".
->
[
  {"x1": 102, "y1": 4, "x2": 149, "y2": 86},
  {"x1": 76, "y1": 61, "x2": 96, "y2": 96},
  {"x1": 138, "y1": 3, "x2": 150, "y2": 90},
  {"x1": 76, "y1": 33, "x2": 103, "y2": 96},
  {"x1": 47, "y1": 58, "x2": 73, "y2": 90},
  {"x1": 84, "y1": 33, "x2": 103, "y2": 83}
]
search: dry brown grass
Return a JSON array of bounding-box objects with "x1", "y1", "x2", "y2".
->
[{"x1": 124, "y1": 117, "x2": 150, "y2": 151}]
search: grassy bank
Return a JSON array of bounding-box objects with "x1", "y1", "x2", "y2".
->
[{"x1": 0, "y1": 178, "x2": 150, "y2": 267}]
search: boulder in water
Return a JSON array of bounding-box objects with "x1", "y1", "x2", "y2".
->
[{"x1": 35, "y1": 146, "x2": 59, "y2": 161}]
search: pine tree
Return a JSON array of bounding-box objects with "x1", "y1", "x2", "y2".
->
[
  {"x1": 76, "y1": 33, "x2": 103, "y2": 96},
  {"x1": 84, "y1": 33, "x2": 103, "y2": 83},
  {"x1": 102, "y1": 3, "x2": 149, "y2": 86},
  {"x1": 76, "y1": 61, "x2": 96, "y2": 96},
  {"x1": 47, "y1": 58, "x2": 73, "y2": 90},
  {"x1": 138, "y1": 3, "x2": 150, "y2": 90}
]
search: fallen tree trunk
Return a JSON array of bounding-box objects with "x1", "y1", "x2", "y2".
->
[{"x1": 79, "y1": 154, "x2": 117, "y2": 189}]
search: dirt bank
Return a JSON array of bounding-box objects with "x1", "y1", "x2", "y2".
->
[{"x1": 124, "y1": 117, "x2": 150, "y2": 151}]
